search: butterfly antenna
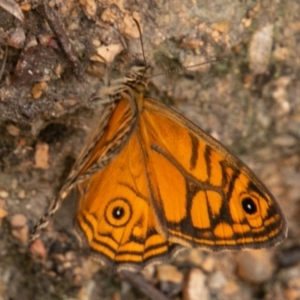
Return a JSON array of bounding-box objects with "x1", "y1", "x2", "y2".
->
[
  {"x1": 133, "y1": 18, "x2": 148, "y2": 77},
  {"x1": 150, "y1": 58, "x2": 227, "y2": 78}
]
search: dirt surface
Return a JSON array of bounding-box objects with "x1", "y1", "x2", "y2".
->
[{"x1": 0, "y1": 0, "x2": 299, "y2": 299}]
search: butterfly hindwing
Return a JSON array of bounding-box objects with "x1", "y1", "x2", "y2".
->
[
  {"x1": 139, "y1": 98, "x2": 286, "y2": 250},
  {"x1": 75, "y1": 114, "x2": 169, "y2": 271}
]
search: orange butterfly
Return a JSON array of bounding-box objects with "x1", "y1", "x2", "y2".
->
[{"x1": 31, "y1": 53, "x2": 287, "y2": 274}]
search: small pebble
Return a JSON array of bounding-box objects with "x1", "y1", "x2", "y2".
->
[
  {"x1": 156, "y1": 264, "x2": 183, "y2": 296},
  {"x1": 37, "y1": 33, "x2": 54, "y2": 46},
  {"x1": 18, "y1": 189, "x2": 26, "y2": 199},
  {"x1": 236, "y1": 250, "x2": 275, "y2": 283},
  {"x1": 32, "y1": 82, "x2": 48, "y2": 99},
  {"x1": 249, "y1": 24, "x2": 273, "y2": 74},
  {"x1": 211, "y1": 20, "x2": 231, "y2": 33},
  {"x1": 7, "y1": 27, "x2": 26, "y2": 48},
  {"x1": 201, "y1": 256, "x2": 215, "y2": 272},
  {"x1": 77, "y1": 279, "x2": 96, "y2": 300},
  {"x1": 65, "y1": 251, "x2": 77, "y2": 261},
  {"x1": 93, "y1": 44, "x2": 124, "y2": 64},
  {"x1": 20, "y1": 2, "x2": 31, "y2": 11},
  {"x1": 183, "y1": 268, "x2": 209, "y2": 300},
  {"x1": 9, "y1": 214, "x2": 29, "y2": 244},
  {"x1": 80, "y1": 0, "x2": 97, "y2": 17},
  {"x1": 6, "y1": 124, "x2": 20, "y2": 136},
  {"x1": 183, "y1": 249, "x2": 204, "y2": 267},
  {"x1": 29, "y1": 239, "x2": 47, "y2": 260},
  {"x1": 34, "y1": 142, "x2": 50, "y2": 169},
  {"x1": 208, "y1": 271, "x2": 228, "y2": 290},
  {"x1": 284, "y1": 277, "x2": 300, "y2": 300},
  {"x1": 0, "y1": 190, "x2": 8, "y2": 198},
  {"x1": 81, "y1": 257, "x2": 101, "y2": 279},
  {"x1": 156, "y1": 264, "x2": 183, "y2": 284},
  {"x1": 222, "y1": 280, "x2": 240, "y2": 296},
  {"x1": 273, "y1": 46, "x2": 290, "y2": 61},
  {"x1": 118, "y1": 13, "x2": 140, "y2": 39},
  {"x1": 141, "y1": 264, "x2": 155, "y2": 281}
]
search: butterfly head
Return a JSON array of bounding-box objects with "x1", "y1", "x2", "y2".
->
[{"x1": 124, "y1": 65, "x2": 149, "y2": 93}]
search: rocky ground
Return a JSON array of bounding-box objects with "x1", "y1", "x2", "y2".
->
[{"x1": 0, "y1": 0, "x2": 299, "y2": 299}]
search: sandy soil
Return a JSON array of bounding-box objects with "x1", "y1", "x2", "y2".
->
[{"x1": 0, "y1": 0, "x2": 299, "y2": 299}]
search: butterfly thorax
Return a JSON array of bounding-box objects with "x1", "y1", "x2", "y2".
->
[
  {"x1": 119, "y1": 65, "x2": 148, "y2": 112},
  {"x1": 96, "y1": 66, "x2": 148, "y2": 111},
  {"x1": 124, "y1": 66, "x2": 148, "y2": 91}
]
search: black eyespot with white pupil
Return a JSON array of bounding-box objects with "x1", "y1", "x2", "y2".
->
[
  {"x1": 242, "y1": 198, "x2": 257, "y2": 214},
  {"x1": 105, "y1": 198, "x2": 132, "y2": 227},
  {"x1": 112, "y1": 207, "x2": 125, "y2": 219}
]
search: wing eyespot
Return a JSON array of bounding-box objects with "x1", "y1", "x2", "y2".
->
[
  {"x1": 112, "y1": 207, "x2": 125, "y2": 219},
  {"x1": 105, "y1": 198, "x2": 132, "y2": 227},
  {"x1": 241, "y1": 197, "x2": 258, "y2": 215}
]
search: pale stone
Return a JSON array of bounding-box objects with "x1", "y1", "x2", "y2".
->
[
  {"x1": 236, "y1": 250, "x2": 275, "y2": 283},
  {"x1": 183, "y1": 268, "x2": 209, "y2": 300}
]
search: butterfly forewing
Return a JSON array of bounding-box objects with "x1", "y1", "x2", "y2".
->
[{"x1": 139, "y1": 98, "x2": 287, "y2": 250}]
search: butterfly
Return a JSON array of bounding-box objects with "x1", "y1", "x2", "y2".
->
[{"x1": 31, "y1": 52, "x2": 287, "y2": 274}]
